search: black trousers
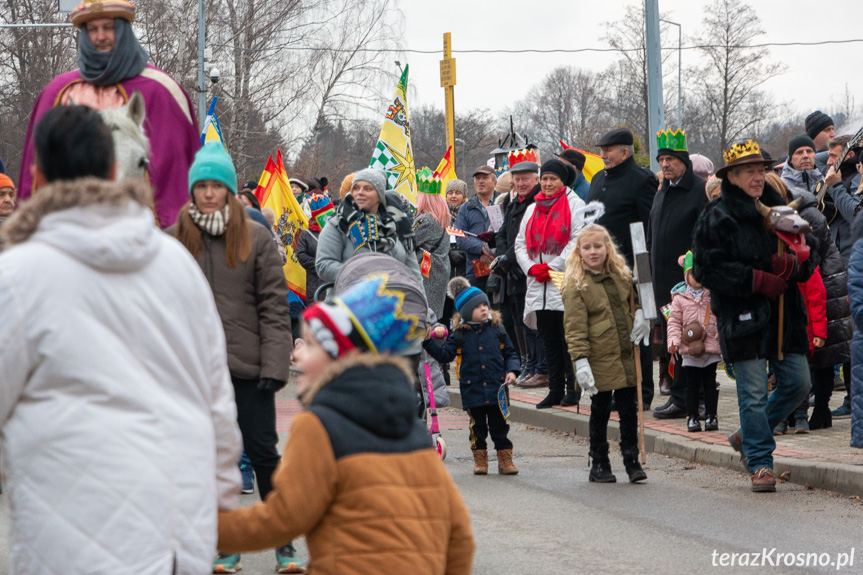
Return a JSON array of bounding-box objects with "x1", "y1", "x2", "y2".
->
[
  {"x1": 535, "y1": 310, "x2": 575, "y2": 394},
  {"x1": 467, "y1": 405, "x2": 513, "y2": 451},
  {"x1": 233, "y1": 376, "x2": 281, "y2": 499},
  {"x1": 684, "y1": 363, "x2": 719, "y2": 418},
  {"x1": 589, "y1": 386, "x2": 638, "y2": 451}
]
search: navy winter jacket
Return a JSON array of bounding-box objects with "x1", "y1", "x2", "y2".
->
[
  {"x1": 454, "y1": 193, "x2": 497, "y2": 279},
  {"x1": 845, "y1": 236, "x2": 863, "y2": 448},
  {"x1": 422, "y1": 311, "x2": 520, "y2": 410}
]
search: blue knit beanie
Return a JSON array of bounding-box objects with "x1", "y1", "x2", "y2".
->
[
  {"x1": 447, "y1": 276, "x2": 489, "y2": 321},
  {"x1": 188, "y1": 142, "x2": 237, "y2": 195}
]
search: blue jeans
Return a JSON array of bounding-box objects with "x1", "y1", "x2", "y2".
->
[{"x1": 733, "y1": 354, "x2": 811, "y2": 472}]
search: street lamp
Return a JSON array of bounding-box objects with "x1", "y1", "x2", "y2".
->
[
  {"x1": 455, "y1": 137, "x2": 466, "y2": 180},
  {"x1": 197, "y1": 0, "x2": 205, "y2": 129},
  {"x1": 660, "y1": 19, "x2": 682, "y2": 130}
]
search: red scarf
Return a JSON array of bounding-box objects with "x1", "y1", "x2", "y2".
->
[{"x1": 525, "y1": 187, "x2": 571, "y2": 259}]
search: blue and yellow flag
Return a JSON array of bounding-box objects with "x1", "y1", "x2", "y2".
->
[
  {"x1": 201, "y1": 97, "x2": 225, "y2": 146},
  {"x1": 369, "y1": 65, "x2": 416, "y2": 206}
]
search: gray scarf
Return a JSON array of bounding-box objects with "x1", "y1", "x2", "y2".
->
[
  {"x1": 77, "y1": 19, "x2": 149, "y2": 87},
  {"x1": 189, "y1": 203, "x2": 229, "y2": 236}
]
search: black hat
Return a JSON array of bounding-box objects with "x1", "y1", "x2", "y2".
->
[
  {"x1": 788, "y1": 134, "x2": 816, "y2": 160},
  {"x1": 509, "y1": 161, "x2": 539, "y2": 173},
  {"x1": 656, "y1": 149, "x2": 690, "y2": 165},
  {"x1": 805, "y1": 111, "x2": 834, "y2": 140},
  {"x1": 540, "y1": 159, "x2": 572, "y2": 186},
  {"x1": 558, "y1": 149, "x2": 586, "y2": 171},
  {"x1": 242, "y1": 179, "x2": 257, "y2": 191},
  {"x1": 597, "y1": 128, "x2": 634, "y2": 147}
]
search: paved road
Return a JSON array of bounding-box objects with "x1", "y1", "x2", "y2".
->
[{"x1": 2, "y1": 384, "x2": 862, "y2": 574}]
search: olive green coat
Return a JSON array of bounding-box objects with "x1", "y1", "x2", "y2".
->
[{"x1": 563, "y1": 270, "x2": 637, "y2": 392}]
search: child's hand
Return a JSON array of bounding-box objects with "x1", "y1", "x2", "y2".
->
[
  {"x1": 433, "y1": 326, "x2": 448, "y2": 339},
  {"x1": 505, "y1": 372, "x2": 517, "y2": 385},
  {"x1": 813, "y1": 337, "x2": 826, "y2": 348}
]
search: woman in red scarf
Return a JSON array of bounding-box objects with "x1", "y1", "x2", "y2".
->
[{"x1": 515, "y1": 159, "x2": 587, "y2": 408}]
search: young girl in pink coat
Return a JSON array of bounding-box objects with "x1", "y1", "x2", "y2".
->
[{"x1": 666, "y1": 250, "x2": 721, "y2": 432}]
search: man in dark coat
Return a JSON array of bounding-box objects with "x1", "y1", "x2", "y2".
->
[
  {"x1": 587, "y1": 128, "x2": 658, "y2": 408},
  {"x1": 495, "y1": 161, "x2": 548, "y2": 389},
  {"x1": 692, "y1": 140, "x2": 815, "y2": 493},
  {"x1": 649, "y1": 130, "x2": 708, "y2": 419}
]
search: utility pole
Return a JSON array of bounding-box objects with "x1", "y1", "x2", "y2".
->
[
  {"x1": 660, "y1": 19, "x2": 682, "y2": 130},
  {"x1": 197, "y1": 0, "x2": 206, "y2": 130},
  {"x1": 440, "y1": 32, "x2": 456, "y2": 175},
  {"x1": 645, "y1": 0, "x2": 664, "y2": 172}
]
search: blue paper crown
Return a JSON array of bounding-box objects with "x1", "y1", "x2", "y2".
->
[{"x1": 335, "y1": 273, "x2": 421, "y2": 354}]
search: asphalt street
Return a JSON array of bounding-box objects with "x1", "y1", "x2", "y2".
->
[{"x1": 2, "y1": 384, "x2": 862, "y2": 574}]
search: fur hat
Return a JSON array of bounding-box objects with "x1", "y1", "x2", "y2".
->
[
  {"x1": 188, "y1": 142, "x2": 237, "y2": 195},
  {"x1": 71, "y1": 0, "x2": 136, "y2": 28},
  {"x1": 805, "y1": 110, "x2": 834, "y2": 140},
  {"x1": 448, "y1": 276, "x2": 489, "y2": 321},
  {"x1": 303, "y1": 274, "x2": 421, "y2": 358},
  {"x1": 445, "y1": 179, "x2": 468, "y2": 196}
]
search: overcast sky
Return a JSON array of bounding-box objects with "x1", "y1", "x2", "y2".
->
[{"x1": 398, "y1": 0, "x2": 863, "y2": 132}]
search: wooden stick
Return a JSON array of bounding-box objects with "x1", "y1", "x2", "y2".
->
[
  {"x1": 631, "y1": 286, "x2": 646, "y2": 464},
  {"x1": 777, "y1": 239, "x2": 785, "y2": 360}
]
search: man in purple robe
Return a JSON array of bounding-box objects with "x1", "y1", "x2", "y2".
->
[{"x1": 18, "y1": 0, "x2": 200, "y2": 228}]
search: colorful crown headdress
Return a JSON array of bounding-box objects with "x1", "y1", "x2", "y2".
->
[
  {"x1": 723, "y1": 139, "x2": 762, "y2": 164},
  {"x1": 309, "y1": 193, "x2": 334, "y2": 229},
  {"x1": 657, "y1": 129, "x2": 687, "y2": 152},
  {"x1": 507, "y1": 148, "x2": 537, "y2": 167},
  {"x1": 415, "y1": 166, "x2": 442, "y2": 195},
  {"x1": 336, "y1": 274, "x2": 421, "y2": 354}
]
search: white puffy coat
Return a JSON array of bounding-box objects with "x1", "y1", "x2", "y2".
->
[
  {"x1": 0, "y1": 179, "x2": 242, "y2": 575},
  {"x1": 515, "y1": 189, "x2": 585, "y2": 329}
]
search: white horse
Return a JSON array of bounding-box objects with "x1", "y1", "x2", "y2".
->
[{"x1": 100, "y1": 90, "x2": 150, "y2": 181}]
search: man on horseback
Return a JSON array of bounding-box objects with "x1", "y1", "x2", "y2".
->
[{"x1": 17, "y1": 0, "x2": 199, "y2": 228}]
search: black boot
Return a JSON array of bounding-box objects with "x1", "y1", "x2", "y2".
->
[
  {"x1": 560, "y1": 382, "x2": 579, "y2": 407},
  {"x1": 621, "y1": 446, "x2": 647, "y2": 483},
  {"x1": 809, "y1": 374, "x2": 833, "y2": 430},
  {"x1": 536, "y1": 390, "x2": 564, "y2": 409},
  {"x1": 588, "y1": 443, "x2": 617, "y2": 483}
]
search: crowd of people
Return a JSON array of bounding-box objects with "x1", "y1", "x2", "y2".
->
[{"x1": 1, "y1": 0, "x2": 863, "y2": 573}]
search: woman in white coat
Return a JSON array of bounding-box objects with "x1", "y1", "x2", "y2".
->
[{"x1": 516, "y1": 159, "x2": 589, "y2": 408}]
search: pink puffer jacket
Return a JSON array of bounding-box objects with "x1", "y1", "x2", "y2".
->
[{"x1": 666, "y1": 288, "x2": 721, "y2": 357}]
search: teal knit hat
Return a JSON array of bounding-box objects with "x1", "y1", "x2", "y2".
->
[{"x1": 188, "y1": 142, "x2": 237, "y2": 195}]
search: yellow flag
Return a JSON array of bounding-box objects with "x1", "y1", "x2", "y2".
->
[
  {"x1": 369, "y1": 65, "x2": 416, "y2": 206},
  {"x1": 260, "y1": 150, "x2": 309, "y2": 299}
]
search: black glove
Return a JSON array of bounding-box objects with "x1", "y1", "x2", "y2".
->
[
  {"x1": 449, "y1": 248, "x2": 466, "y2": 267},
  {"x1": 476, "y1": 231, "x2": 496, "y2": 248},
  {"x1": 258, "y1": 377, "x2": 287, "y2": 392}
]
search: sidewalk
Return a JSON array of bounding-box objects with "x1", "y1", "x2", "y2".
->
[{"x1": 448, "y1": 362, "x2": 863, "y2": 495}]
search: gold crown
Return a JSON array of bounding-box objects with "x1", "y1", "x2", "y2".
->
[{"x1": 723, "y1": 140, "x2": 762, "y2": 164}]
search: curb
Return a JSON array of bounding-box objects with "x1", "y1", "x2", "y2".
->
[{"x1": 448, "y1": 389, "x2": 863, "y2": 496}]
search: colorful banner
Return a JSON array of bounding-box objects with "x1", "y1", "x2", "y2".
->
[
  {"x1": 201, "y1": 96, "x2": 225, "y2": 146},
  {"x1": 432, "y1": 145, "x2": 456, "y2": 192},
  {"x1": 257, "y1": 150, "x2": 309, "y2": 299},
  {"x1": 559, "y1": 139, "x2": 605, "y2": 182},
  {"x1": 369, "y1": 65, "x2": 417, "y2": 206}
]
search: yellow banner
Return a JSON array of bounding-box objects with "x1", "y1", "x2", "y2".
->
[{"x1": 369, "y1": 65, "x2": 417, "y2": 206}]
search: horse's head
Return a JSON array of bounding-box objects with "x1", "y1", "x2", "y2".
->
[
  {"x1": 755, "y1": 198, "x2": 812, "y2": 235},
  {"x1": 100, "y1": 90, "x2": 150, "y2": 181}
]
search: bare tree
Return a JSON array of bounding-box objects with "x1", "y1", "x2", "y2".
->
[{"x1": 690, "y1": 0, "x2": 785, "y2": 160}]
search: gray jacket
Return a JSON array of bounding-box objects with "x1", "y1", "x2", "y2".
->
[{"x1": 413, "y1": 213, "x2": 451, "y2": 319}]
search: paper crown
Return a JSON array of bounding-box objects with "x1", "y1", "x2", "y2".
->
[
  {"x1": 416, "y1": 167, "x2": 443, "y2": 195},
  {"x1": 71, "y1": 0, "x2": 136, "y2": 27},
  {"x1": 723, "y1": 139, "x2": 763, "y2": 164},
  {"x1": 304, "y1": 274, "x2": 421, "y2": 358},
  {"x1": 657, "y1": 129, "x2": 687, "y2": 152},
  {"x1": 309, "y1": 193, "x2": 334, "y2": 228}
]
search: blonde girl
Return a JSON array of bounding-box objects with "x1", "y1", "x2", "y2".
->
[{"x1": 562, "y1": 224, "x2": 649, "y2": 483}]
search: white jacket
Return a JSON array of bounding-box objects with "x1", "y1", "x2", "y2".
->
[
  {"x1": 0, "y1": 179, "x2": 242, "y2": 575},
  {"x1": 515, "y1": 189, "x2": 586, "y2": 329}
]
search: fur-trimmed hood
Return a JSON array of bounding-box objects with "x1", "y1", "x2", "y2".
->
[
  {"x1": 1, "y1": 177, "x2": 160, "y2": 272},
  {"x1": 452, "y1": 309, "x2": 501, "y2": 331}
]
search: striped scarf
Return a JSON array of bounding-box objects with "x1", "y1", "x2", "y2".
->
[{"x1": 189, "y1": 202, "x2": 229, "y2": 236}]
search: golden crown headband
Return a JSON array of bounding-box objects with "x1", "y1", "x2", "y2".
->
[{"x1": 723, "y1": 139, "x2": 762, "y2": 164}]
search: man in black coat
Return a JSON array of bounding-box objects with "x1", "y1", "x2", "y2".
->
[
  {"x1": 587, "y1": 128, "x2": 658, "y2": 408},
  {"x1": 495, "y1": 161, "x2": 548, "y2": 389},
  {"x1": 649, "y1": 130, "x2": 708, "y2": 419},
  {"x1": 692, "y1": 141, "x2": 815, "y2": 493}
]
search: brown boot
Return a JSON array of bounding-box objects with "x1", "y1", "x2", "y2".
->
[
  {"x1": 497, "y1": 449, "x2": 519, "y2": 475},
  {"x1": 472, "y1": 449, "x2": 488, "y2": 475}
]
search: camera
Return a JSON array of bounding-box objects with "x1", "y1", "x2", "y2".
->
[{"x1": 210, "y1": 67, "x2": 220, "y2": 84}]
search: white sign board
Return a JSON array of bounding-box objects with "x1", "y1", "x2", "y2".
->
[{"x1": 486, "y1": 204, "x2": 503, "y2": 232}]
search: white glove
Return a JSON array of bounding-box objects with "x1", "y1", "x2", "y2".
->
[
  {"x1": 575, "y1": 358, "x2": 598, "y2": 397},
  {"x1": 630, "y1": 309, "x2": 651, "y2": 347}
]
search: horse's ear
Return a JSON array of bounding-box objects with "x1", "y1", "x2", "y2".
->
[{"x1": 127, "y1": 90, "x2": 146, "y2": 128}]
